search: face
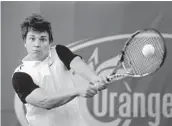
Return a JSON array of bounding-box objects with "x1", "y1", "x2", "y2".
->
[{"x1": 25, "y1": 30, "x2": 52, "y2": 61}]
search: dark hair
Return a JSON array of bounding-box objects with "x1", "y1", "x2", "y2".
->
[{"x1": 20, "y1": 14, "x2": 53, "y2": 43}]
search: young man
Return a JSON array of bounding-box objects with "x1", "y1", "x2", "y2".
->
[{"x1": 12, "y1": 14, "x2": 107, "y2": 126}]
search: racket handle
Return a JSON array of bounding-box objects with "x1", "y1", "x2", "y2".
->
[
  {"x1": 106, "y1": 74, "x2": 127, "y2": 83},
  {"x1": 93, "y1": 74, "x2": 127, "y2": 91}
]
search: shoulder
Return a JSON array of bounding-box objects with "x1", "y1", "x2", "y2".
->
[
  {"x1": 12, "y1": 65, "x2": 31, "y2": 81},
  {"x1": 12, "y1": 64, "x2": 24, "y2": 76},
  {"x1": 12, "y1": 63, "x2": 34, "y2": 80},
  {"x1": 49, "y1": 45, "x2": 65, "y2": 54},
  {"x1": 50, "y1": 44, "x2": 72, "y2": 59},
  {"x1": 55, "y1": 44, "x2": 70, "y2": 52},
  {"x1": 55, "y1": 44, "x2": 67, "y2": 48},
  {"x1": 50, "y1": 44, "x2": 68, "y2": 50}
]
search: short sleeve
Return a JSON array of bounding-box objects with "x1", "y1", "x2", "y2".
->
[
  {"x1": 55, "y1": 44, "x2": 82, "y2": 70},
  {"x1": 12, "y1": 72, "x2": 39, "y2": 104}
]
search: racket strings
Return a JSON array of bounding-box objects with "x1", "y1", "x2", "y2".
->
[
  {"x1": 137, "y1": 36, "x2": 163, "y2": 74},
  {"x1": 125, "y1": 37, "x2": 152, "y2": 74},
  {"x1": 123, "y1": 31, "x2": 165, "y2": 75},
  {"x1": 135, "y1": 37, "x2": 163, "y2": 74}
]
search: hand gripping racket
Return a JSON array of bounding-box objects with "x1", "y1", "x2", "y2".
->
[{"x1": 103, "y1": 28, "x2": 166, "y2": 84}]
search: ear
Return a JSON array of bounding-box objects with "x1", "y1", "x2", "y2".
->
[
  {"x1": 24, "y1": 39, "x2": 27, "y2": 47},
  {"x1": 49, "y1": 42, "x2": 53, "y2": 48}
]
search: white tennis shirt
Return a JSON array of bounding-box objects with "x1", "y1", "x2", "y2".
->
[{"x1": 13, "y1": 46, "x2": 88, "y2": 126}]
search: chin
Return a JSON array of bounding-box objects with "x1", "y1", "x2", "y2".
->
[{"x1": 37, "y1": 56, "x2": 48, "y2": 61}]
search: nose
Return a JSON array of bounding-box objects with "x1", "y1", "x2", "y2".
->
[{"x1": 34, "y1": 39, "x2": 41, "y2": 48}]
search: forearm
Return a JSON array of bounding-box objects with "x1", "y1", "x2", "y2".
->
[
  {"x1": 45, "y1": 89, "x2": 79, "y2": 109},
  {"x1": 26, "y1": 88, "x2": 79, "y2": 110},
  {"x1": 70, "y1": 57, "x2": 107, "y2": 91},
  {"x1": 70, "y1": 56, "x2": 98, "y2": 82}
]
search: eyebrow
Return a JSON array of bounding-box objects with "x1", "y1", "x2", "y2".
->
[
  {"x1": 28, "y1": 35, "x2": 48, "y2": 38},
  {"x1": 40, "y1": 36, "x2": 48, "y2": 38},
  {"x1": 28, "y1": 35, "x2": 35, "y2": 37}
]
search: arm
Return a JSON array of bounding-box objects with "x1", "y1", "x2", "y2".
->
[
  {"x1": 26, "y1": 88, "x2": 97, "y2": 109},
  {"x1": 26, "y1": 87, "x2": 79, "y2": 110},
  {"x1": 70, "y1": 56, "x2": 100, "y2": 83},
  {"x1": 70, "y1": 57, "x2": 107, "y2": 91},
  {"x1": 56, "y1": 45, "x2": 101, "y2": 84},
  {"x1": 12, "y1": 72, "x2": 97, "y2": 110},
  {"x1": 12, "y1": 72, "x2": 79, "y2": 110}
]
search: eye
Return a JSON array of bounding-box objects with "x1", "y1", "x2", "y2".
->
[
  {"x1": 40, "y1": 38, "x2": 47, "y2": 43},
  {"x1": 29, "y1": 37, "x2": 35, "y2": 41}
]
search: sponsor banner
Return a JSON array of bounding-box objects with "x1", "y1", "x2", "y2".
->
[{"x1": 71, "y1": 34, "x2": 172, "y2": 126}]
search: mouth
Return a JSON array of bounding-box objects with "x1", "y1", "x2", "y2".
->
[
  {"x1": 32, "y1": 50, "x2": 41, "y2": 54},
  {"x1": 32, "y1": 50, "x2": 40, "y2": 52}
]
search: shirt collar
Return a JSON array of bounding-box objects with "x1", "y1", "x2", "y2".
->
[{"x1": 22, "y1": 51, "x2": 53, "y2": 67}]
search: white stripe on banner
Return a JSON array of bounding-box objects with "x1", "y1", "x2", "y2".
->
[{"x1": 67, "y1": 33, "x2": 172, "y2": 52}]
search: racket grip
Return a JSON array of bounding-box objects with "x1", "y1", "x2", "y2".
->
[{"x1": 106, "y1": 74, "x2": 127, "y2": 83}]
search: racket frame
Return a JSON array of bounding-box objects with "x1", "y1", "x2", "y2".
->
[{"x1": 106, "y1": 28, "x2": 167, "y2": 83}]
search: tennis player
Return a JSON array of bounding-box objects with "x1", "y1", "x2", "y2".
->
[{"x1": 12, "y1": 14, "x2": 106, "y2": 126}]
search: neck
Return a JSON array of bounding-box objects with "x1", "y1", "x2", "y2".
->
[{"x1": 23, "y1": 54, "x2": 49, "y2": 62}]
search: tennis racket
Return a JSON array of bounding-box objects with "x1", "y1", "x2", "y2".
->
[{"x1": 102, "y1": 28, "x2": 166, "y2": 84}]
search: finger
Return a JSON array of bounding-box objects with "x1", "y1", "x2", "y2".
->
[
  {"x1": 90, "y1": 84, "x2": 98, "y2": 90},
  {"x1": 86, "y1": 92, "x2": 95, "y2": 98},
  {"x1": 98, "y1": 85, "x2": 107, "y2": 91},
  {"x1": 95, "y1": 81, "x2": 106, "y2": 89},
  {"x1": 87, "y1": 86, "x2": 98, "y2": 95},
  {"x1": 88, "y1": 88, "x2": 97, "y2": 95}
]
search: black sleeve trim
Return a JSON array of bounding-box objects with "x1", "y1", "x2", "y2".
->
[
  {"x1": 12, "y1": 72, "x2": 39, "y2": 104},
  {"x1": 55, "y1": 44, "x2": 82, "y2": 70}
]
